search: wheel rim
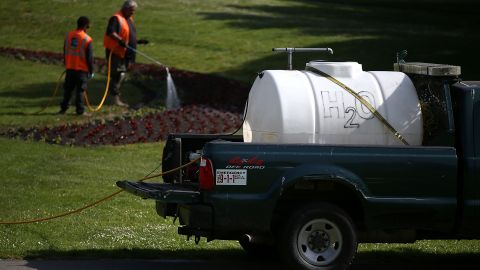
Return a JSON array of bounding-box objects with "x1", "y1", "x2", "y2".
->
[{"x1": 296, "y1": 218, "x2": 343, "y2": 266}]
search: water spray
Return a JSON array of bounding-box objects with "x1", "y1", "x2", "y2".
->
[{"x1": 126, "y1": 45, "x2": 181, "y2": 109}]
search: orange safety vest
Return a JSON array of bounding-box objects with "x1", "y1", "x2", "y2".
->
[
  {"x1": 64, "y1": 29, "x2": 92, "y2": 72},
  {"x1": 103, "y1": 11, "x2": 132, "y2": 58}
]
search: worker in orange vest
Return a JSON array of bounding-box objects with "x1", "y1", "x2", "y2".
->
[
  {"x1": 60, "y1": 16, "x2": 94, "y2": 116},
  {"x1": 104, "y1": 0, "x2": 148, "y2": 107}
]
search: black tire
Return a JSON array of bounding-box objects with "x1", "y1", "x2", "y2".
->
[{"x1": 279, "y1": 203, "x2": 357, "y2": 270}]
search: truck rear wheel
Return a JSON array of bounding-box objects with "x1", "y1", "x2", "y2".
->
[{"x1": 279, "y1": 203, "x2": 357, "y2": 270}]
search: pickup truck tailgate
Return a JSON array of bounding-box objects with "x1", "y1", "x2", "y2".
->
[{"x1": 116, "y1": 181, "x2": 200, "y2": 203}]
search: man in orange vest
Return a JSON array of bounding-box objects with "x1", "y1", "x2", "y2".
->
[
  {"x1": 104, "y1": 0, "x2": 147, "y2": 107},
  {"x1": 60, "y1": 16, "x2": 94, "y2": 116}
]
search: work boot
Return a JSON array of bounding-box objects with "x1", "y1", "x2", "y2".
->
[
  {"x1": 58, "y1": 109, "x2": 67, "y2": 115},
  {"x1": 113, "y1": 95, "x2": 128, "y2": 107},
  {"x1": 77, "y1": 112, "x2": 92, "y2": 117}
]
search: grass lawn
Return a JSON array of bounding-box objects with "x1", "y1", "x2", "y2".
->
[
  {"x1": 0, "y1": 137, "x2": 241, "y2": 259},
  {"x1": 1, "y1": 0, "x2": 480, "y2": 265},
  {"x1": 0, "y1": 0, "x2": 479, "y2": 81}
]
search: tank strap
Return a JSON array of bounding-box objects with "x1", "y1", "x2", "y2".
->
[{"x1": 305, "y1": 66, "x2": 410, "y2": 145}]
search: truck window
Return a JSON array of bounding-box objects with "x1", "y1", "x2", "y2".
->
[{"x1": 413, "y1": 76, "x2": 455, "y2": 146}]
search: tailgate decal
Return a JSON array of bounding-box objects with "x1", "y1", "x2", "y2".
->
[{"x1": 216, "y1": 169, "x2": 247, "y2": 186}]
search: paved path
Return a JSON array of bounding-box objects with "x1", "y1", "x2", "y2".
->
[
  {"x1": 1, "y1": 259, "x2": 276, "y2": 270},
  {"x1": 0, "y1": 258, "x2": 472, "y2": 270}
]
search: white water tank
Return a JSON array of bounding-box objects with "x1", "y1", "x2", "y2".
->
[{"x1": 243, "y1": 61, "x2": 423, "y2": 145}]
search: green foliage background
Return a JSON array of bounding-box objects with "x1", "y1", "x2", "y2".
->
[{"x1": 1, "y1": 0, "x2": 478, "y2": 81}]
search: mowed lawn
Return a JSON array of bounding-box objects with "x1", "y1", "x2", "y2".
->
[
  {"x1": 1, "y1": 0, "x2": 479, "y2": 81},
  {"x1": 1, "y1": 0, "x2": 480, "y2": 266}
]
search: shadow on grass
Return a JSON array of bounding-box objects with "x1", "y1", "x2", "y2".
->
[
  {"x1": 21, "y1": 247, "x2": 480, "y2": 270},
  {"x1": 354, "y1": 248, "x2": 480, "y2": 269},
  {"x1": 201, "y1": 0, "x2": 480, "y2": 80},
  {"x1": 0, "y1": 79, "x2": 156, "y2": 113},
  {"x1": 0, "y1": 82, "x2": 60, "y2": 100}
]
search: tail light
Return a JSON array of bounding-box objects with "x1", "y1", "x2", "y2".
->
[{"x1": 199, "y1": 157, "x2": 214, "y2": 190}]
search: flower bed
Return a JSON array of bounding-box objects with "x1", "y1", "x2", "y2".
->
[{"x1": 4, "y1": 105, "x2": 243, "y2": 146}]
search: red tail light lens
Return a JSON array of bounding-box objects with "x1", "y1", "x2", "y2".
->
[{"x1": 199, "y1": 157, "x2": 214, "y2": 190}]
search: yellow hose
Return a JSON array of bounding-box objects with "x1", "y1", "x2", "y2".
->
[
  {"x1": 30, "y1": 51, "x2": 113, "y2": 115},
  {"x1": 0, "y1": 157, "x2": 200, "y2": 225},
  {"x1": 29, "y1": 70, "x2": 66, "y2": 115},
  {"x1": 84, "y1": 50, "x2": 113, "y2": 112}
]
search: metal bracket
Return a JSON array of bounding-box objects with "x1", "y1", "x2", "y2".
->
[
  {"x1": 272, "y1": 48, "x2": 333, "y2": 70},
  {"x1": 396, "y1": 49, "x2": 408, "y2": 64},
  {"x1": 443, "y1": 81, "x2": 456, "y2": 134}
]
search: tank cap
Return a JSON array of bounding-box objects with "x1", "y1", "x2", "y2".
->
[{"x1": 306, "y1": 61, "x2": 363, "y2": 78}]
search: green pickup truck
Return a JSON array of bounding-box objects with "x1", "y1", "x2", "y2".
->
[{"x1": 118, "y1": 64, "x2": 479, "y2": 270}]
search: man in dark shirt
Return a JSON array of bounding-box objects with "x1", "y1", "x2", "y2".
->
[
  {"x1": 60, "y1": 16, "x2": 94, "y2": 116},
  {"x1": 104, "y1": 0, "x2": 138, "y2": 107}
]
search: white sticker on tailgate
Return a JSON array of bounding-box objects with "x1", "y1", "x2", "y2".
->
[{"x1": 216, "y1": 169, "x2": 247, "y2": 186}]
